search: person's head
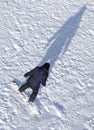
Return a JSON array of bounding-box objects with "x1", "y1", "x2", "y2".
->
[{"x1": 43, "y1": 63, "x2": 50, "y2": 71}]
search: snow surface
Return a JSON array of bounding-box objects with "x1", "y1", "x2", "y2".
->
[{"x1": 0, "y1": 0, "x2": 94, "y2": 130}]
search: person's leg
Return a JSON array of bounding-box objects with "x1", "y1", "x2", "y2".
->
[
  {"x1": 29, "y1": 90, "x2": 38, "y2": 102},
  {"x1": 19, "y1": 83, "x2": 29, "y2": 92}
]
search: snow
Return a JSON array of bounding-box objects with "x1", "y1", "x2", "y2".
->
[{"x1": 0, "y1": 0, "x2": 94, "y2": 130}]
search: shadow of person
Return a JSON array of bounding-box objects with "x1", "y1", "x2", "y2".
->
[{"x1": 39, "y1": 5, "x2": 86, "y2": 71}]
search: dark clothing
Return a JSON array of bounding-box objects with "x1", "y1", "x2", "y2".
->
[
  {"x1": 19, "y1": 63, "x2": 50, "y2": 102},
  {"x1": 25, "y1": 66, "x2": 48, "y2": 90}
]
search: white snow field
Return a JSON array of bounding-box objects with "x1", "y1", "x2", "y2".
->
[{"x1": 0, "y1": 0, "x2": 94, "y2": 130}]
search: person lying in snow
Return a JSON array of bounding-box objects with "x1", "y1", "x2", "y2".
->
[{"x1": 19, "y1": 63, "x2": 50, "y2": 102}]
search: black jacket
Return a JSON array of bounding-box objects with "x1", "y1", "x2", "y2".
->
[{"x1": 24, "y1": 66, "x2": 49, "y2": 90}]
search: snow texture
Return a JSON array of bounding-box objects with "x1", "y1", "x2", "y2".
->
[{"x1": 0, "y1": 0, "x2": 94, "y2": 130}]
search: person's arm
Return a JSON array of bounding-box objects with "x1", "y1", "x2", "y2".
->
[
  {"x1": 24, "y1": 67, "x2": 38, "y2": 77},
  {"x1": 42, "y1": 74, "x2": 48, "y2": 86},
  {"x1": 24, "y1": 71, "x2": 31, "y2": 77}
]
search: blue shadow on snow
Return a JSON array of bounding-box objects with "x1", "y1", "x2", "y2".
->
[{"x1": 39, "y1": 6, "x2": 86, "y2": 71}]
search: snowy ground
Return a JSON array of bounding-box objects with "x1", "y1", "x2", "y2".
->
[{"x1": 0, "y1": 0, "x2": 94, "y2": 130}]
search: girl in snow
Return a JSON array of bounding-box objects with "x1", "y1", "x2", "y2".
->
[{"x1": 19, "y1": 63, "x2": 50, "y2": 102}]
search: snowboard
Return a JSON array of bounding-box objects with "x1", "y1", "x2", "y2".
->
[{"x1": 11, "y1": 78, "x2": 41, "y2": 116}]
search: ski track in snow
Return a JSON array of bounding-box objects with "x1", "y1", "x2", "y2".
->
[{"x1": 0, "y1": 0, "x2": 94, "y2": 130}]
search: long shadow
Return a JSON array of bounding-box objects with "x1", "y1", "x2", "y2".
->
[{"x1": 39, "y1": 6, "x2": 86, "y2": 70}]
